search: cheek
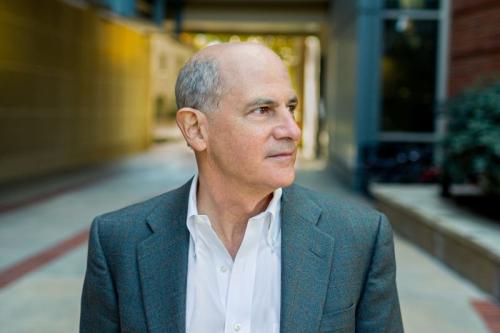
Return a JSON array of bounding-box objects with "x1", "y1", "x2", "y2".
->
[
  {"x1": 212, "y1": 117, "x2": 261, "y2": 145},
  {"x1": 210, "y1": 123, "x2": 268, "y2": 164},
  {"x1": 229, "y1": 133, "x2": 264, "y2": 165},
  {"x1": 235, "y1": 126, "x2": 270, "y2": 156}
]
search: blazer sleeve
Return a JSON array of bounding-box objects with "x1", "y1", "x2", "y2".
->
[
  {"x1": 80, "y1": 218, "x2": 120, "y2": 332},
  {"x1": 355, "y1": 214, "x2": 404, "y2": 333}
]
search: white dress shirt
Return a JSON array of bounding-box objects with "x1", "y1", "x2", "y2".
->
[{"x1": 185, "y1": 175, "x2": 282, "y2": 333}]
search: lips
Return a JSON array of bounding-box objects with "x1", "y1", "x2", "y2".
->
[
  {"x1": 267, "y1": 150, "x2": 295, "y2": 158},
  {"x1": 269, "y1": 151, "x2": 294, "y2": 157}
]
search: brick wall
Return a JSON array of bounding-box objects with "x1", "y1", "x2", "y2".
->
[{"x1": 448, "y1": 0, "x2": 500, "y2": 96}]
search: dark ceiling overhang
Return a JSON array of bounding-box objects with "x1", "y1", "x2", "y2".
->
[{"x1": 165, "y1": 0, "x2": 330, "y2": 35}]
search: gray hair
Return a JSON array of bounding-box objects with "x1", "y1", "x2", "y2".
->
[{"x1": 175, "y1": 57, "x2": 224, "y2": 112}]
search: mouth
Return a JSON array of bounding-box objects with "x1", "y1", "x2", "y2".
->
[{"x1": 267, "y1": 150, "x2": 295, "y2": 159}]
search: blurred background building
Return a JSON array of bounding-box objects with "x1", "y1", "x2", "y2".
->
[{"x1": 3, "y1": 0, "x2": 497, "y2": 191}]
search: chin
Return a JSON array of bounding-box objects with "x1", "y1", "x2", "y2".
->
[{"x1": 268, "y1": 168, "x2": 296, "y2": 189}]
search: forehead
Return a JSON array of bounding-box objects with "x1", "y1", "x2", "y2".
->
[
  {"x1": 225, "y1": 74, "x2": 295, "y2": 107},
  {"x1": 223, "y1": 47, "x2": 288, "y2": 77},
  {"x1": 221, "y1": 55, "x2": 294, "y2": 101}
]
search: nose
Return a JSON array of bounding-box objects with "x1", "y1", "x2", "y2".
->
[{"x1": 274, "y1": 107, "x2": 302, "y2": 142}]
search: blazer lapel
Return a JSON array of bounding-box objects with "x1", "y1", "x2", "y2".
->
[
  {"x1": 280, "y1": 185, "x2": 336, "y2": 333},
  {"x1": 137, "y1": 181, "x2": 191, "y2": 333}
]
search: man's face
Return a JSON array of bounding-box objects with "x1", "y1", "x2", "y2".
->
[{"x1": 204, "y1": 49, "x2": 301, "y2": 193}]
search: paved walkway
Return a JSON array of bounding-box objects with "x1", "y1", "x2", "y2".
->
[{"x1": 0, "y1": 142, "x2": 494, "y2": 332}]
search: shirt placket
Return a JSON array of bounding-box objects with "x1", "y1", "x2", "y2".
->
[
  {"x1": 215, "y1": 252, "x2": 233, "y2": 309},
  {"x1": 196, "y1": 217, "x2": 234, "y2": 309},
  {"x1": 223, "y1": 216, "x2": 265, "y2": 333}
]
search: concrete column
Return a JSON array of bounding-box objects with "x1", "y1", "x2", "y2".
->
[
  {"x1": 354, "y1": 0, "x2": 383, "y2": 191},
  {"x1": 301, "y1": 36, "x2": 321, "y2": 160},
  {"x1": 325, "y1": 0, "x2": 382, "y2": 191}
]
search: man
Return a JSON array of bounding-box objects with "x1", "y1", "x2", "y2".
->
[{"x1": 80, "y1": 42, "x2": 404, "y2": 333}]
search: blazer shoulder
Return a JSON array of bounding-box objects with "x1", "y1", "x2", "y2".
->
[
  {"x1": 290, "y1": 183, "x2": 382, "y2": 220},
  {"x1": 93, "y1": 179, "x2": 192, "y2": 233},
  {"x1": 288, "y1": 183, "x2": 387, "y2": 239},
  {"x1": 96, "y1": 192, "x2": 166, "y2": 224}
]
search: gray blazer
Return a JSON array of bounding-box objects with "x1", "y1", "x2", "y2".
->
[{"x1": 80, "y1": 180, "x2": 404, "y2": 333}]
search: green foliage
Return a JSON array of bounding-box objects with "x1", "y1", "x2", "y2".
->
[{"x1": 443, "y1": 81, "x2": 500, "y2": 193}]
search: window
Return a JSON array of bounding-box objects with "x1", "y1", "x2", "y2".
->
[{"x1": 381, "y1": 18, "x2": 438, "y2": 132}]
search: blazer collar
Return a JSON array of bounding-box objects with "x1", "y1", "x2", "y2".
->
[
  {"x1": 138, "y1": 179, "x2": 192, "y2": 333},
  {"x1": 137, "y1": 180, "x2": 335, "y2": 333},
  {"x1": 280, "y1": 185, "x2": 336, "y2": 333}
]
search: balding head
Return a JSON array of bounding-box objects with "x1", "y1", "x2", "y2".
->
[
  {"x1": 175, "y1": 43, "x2": 288, "y2": 112},
  {"x1": 175, "y1": 42, "x2": 300, "y2": 193}
]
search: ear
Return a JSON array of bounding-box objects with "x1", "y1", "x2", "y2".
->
[{"x1": 176, "y1": 107, "x2": 208, "y2": 151}]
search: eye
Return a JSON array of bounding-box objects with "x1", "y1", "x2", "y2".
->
[
  {"x1": 288, "y1": 104, "x2": 297, "y2": 115},
  {"x1": 253, "y1": 106, "x2": 271, "y2": 115}
]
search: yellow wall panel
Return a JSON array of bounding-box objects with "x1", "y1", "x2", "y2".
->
[{"x1": 0, "y1": 0, "x2": 153, "y2": 183}]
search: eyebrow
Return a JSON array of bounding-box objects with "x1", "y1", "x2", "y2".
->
[{"x1": 245, "y1": 96, "x2": 298, "y2": 109}]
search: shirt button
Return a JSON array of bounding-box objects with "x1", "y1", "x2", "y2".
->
[
  {"x1": 220, "y1": 265, "x2": 228, "y2": 273},
  {"x1": 234, "y1": 323, "x2": 241, "y2": 331}
]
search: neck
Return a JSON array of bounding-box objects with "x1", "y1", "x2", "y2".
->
[{"x1": 196, "y1": 172, "x2": 273, "y2": 259}]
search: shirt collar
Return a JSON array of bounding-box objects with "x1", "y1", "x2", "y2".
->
[{"x1": 186, "y1": 174, "x2": 282, "y2": 250}]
